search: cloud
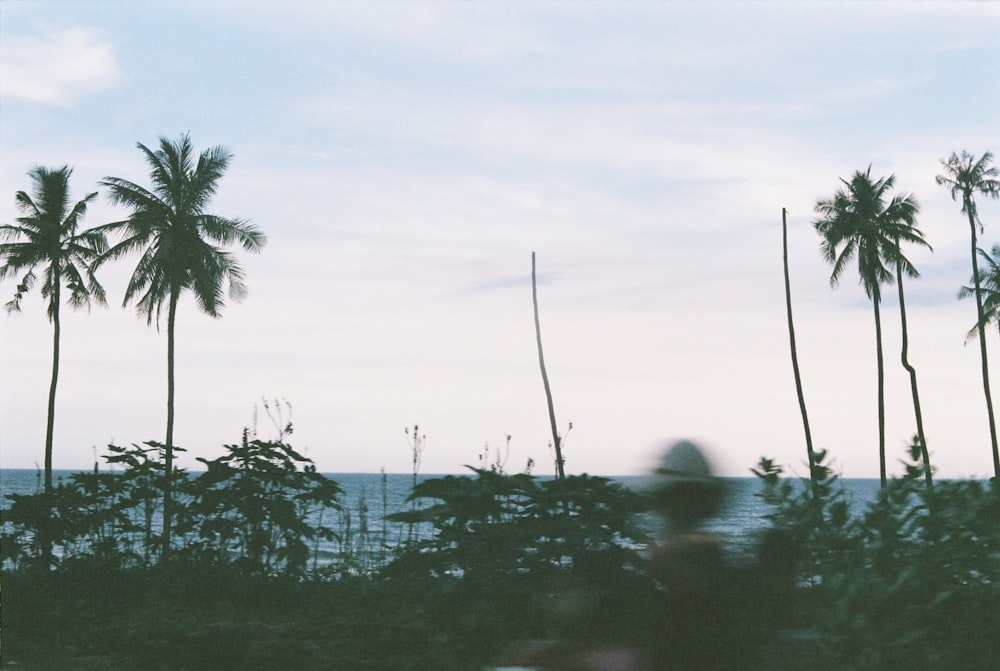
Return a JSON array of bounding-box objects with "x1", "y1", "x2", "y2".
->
[{"x1": 0, "y1": 25, "x2": 120, "y2": 105}]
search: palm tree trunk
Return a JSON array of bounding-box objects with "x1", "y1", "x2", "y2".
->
[
  {"x1": 895, "y1": 262, "x2": 932, "y2": 486},
  {"x1": 162, "y1": 287, "x2": 179, "y2": 559},
  {"x1": 781, "y1": 209, "x2": 819, "y2": 496},
  {"x1": 45, "y1": 283, "x2": 60, "y2": 495},
  {"x1": 969, "y1": 213, "x2": 1000, "y2": 478},
  {"x1": 873, "y1": 295, "x2": 887, "y2": 489},
  {"x1": 532, "y1": 252, "x2": 565, "y2": 479},
  {"x1": 42, "y1": 281, "x2": 61, "y2": 568}
]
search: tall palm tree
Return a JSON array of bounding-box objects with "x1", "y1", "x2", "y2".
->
[
  {"x1": 937, "y1": 151, "x2": 1000, "y2": 479},
  {"x1": 895, "y1": 256, "x2": 933, "y2": 487},
  {"x1": 97, "y1": 134, "x2": 266, "y2": 555},
  {"x1": 1, "y1": 166, "x2": 107, "y2": 493},
  {"x1": 781, "y1": 208, "x2": 819, "y2": 495},
  {"x1": 814, "y1": 167, "x2": 927, "y2": 489}
]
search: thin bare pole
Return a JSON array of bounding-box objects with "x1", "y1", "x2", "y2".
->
[{"x1": 532, "y1": 252, "x2": 565, "y2": 479}]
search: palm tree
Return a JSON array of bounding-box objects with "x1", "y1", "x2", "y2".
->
[
  {"x1": 937, "y1": 151, "x2": 1000, "y2": 479},
  {"x1": 97, "y1": 134, "x2": 266, "y2": 555},
  {"x1": 895, "y1": 255, "x2": 933, "y2": 487},
  {"x1": 814, "y1": 167, "x2": 927, "y2": 489},
  {"x1": 781, "y1": 208, "x2": 819, "y2": 495},
  {"x1": 1, "y1": 166, "x2": 107, "y2": 493}
]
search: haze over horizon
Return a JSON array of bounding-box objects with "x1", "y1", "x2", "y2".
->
[{"x1": 2, "y1": 2, "x2": 999, "y2": 479}]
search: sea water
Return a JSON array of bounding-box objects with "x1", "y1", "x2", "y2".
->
[{"x1": 0, "y1": 469, "x2": 883, "y2": 566}]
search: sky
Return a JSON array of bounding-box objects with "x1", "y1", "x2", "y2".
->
[{"x1": 1, "y1": 1, "x2": 999, "y2": 479}]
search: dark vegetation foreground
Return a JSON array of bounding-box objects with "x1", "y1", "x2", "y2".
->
[
  {"x1": 3, "y1": 566, "x2": 546, "y2": 671},
  {"x1": 2, "y1": 437, "x2": 999, "y2": 670}
]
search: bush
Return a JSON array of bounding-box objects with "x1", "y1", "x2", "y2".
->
[
  {"x1": 754, "y1": 444, "x2": 1000, "y2": 670},
  {"x1": 184, "y1": 431, "x2": 343, "y2": 576},
  {"x1": 385, "y1": 468, "x2": 650, "y2": 590},
  {"x1": 1, "y1": 434, "x2": 346, "y2": 577}
]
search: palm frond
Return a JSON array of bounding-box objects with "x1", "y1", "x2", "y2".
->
[
  {"x1": 959, "y1": 244, "x2": 1000, "y2": 342},
  {"x1": 4, "y1": 269, "x2": 36, "y2": 313},
  {"x1": 198, "y1": 215, "x2": 266, "y2": 252},
  {"x1": 0, "y1": 240, "x2": 47, "y2": 278},
  {"x1": 0, "y1": 223, "x2": 38, "y2": 243},
  {"x1": 13, "y1": 191, "x2": 43, "y2": 220},
  {"x1": 99, "y1": 176, "x2": 165, "y2": 215}
]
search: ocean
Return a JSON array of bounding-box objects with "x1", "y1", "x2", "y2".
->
[{"x1": 0, "y1": 469, "x2": 884, "y2": 567}]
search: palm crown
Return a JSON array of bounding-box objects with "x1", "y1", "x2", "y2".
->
[
  {"x1": 97, "y1": 133, "x2": 265, "y2": 324},
  {"x1": 936, "y1": 151, "x2": 1000, "y2": 233},
  {"x1": 814, "y1": 167, "x2": 927, "y2": 299},
  {"x1": 1, "y1": 166, "x2": 107, "y2": 317}
]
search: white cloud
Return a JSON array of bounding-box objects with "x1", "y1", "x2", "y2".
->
[{"x1": 0, "y1": 25, "x2": 120, "y2": 105}]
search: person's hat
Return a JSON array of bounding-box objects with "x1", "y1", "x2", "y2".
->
[{"x1": 653, "y1": 440, "x2": 717, "y2": 484}]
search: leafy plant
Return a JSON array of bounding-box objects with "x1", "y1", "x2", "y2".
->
[
  {"x1": 104, "y1": 441, "x2": 170, "y2": 564},
  {"x1": 386, "y1": 468, "x2": 649, "y2": 590},
  {"x1": 2, "y1": 433, "x2": 346, "y2": 578},
  {"x1": 755, "y1": 443, "x2": 1000, "y2": 670},
  {"x1": 186, "y1": 431, "x2": 343, "y2": 577}
]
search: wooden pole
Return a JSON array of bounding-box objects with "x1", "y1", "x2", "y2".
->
[{"x1": 532, "y1": 252, "x2": 565, "y2": 479}]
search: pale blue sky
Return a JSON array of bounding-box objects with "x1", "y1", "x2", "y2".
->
[{"x1": 2, "y1": 1, "x2": 998, "y2": 478}]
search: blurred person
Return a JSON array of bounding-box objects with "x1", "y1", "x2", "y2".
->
[
  {"x1": 643, "y1": 440, "x2": 746, "y2": 670},
  {"x1": 488, "y1": 440, "x2": 799, "y2": 671}
]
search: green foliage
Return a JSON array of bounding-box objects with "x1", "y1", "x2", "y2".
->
[
  {"x1": 104, "y1": 441, "x2": 170, "y2": 564},
  {"x1": 386, "y1": 468, "x2": 649, "y2": 590},
  {"x1": 185, "y1": 430, "x2": 343, "y2": 576},
  {"x1": 1, "y1": 443, "x2": 183, "y2": 571},
  {"x1": 755, "y1": 445, "x2": 1000, "y2": 670},
  {"x1": 1, "y1": 434, "x2": 345, "y2": 578},
  {"x1": 2, "y1": 448, "x2": 656, "y2": 670}
]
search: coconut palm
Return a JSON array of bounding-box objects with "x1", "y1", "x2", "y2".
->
[
  {"x1": 781, "y1": 208, "x2": 820, "y2": 495},
  {"x1": 895, "y1": 257, "x2": 933, "y2": 487},
  {"x1": 814, "y1": 167, "x2": 927, "y2": 489},
  {"x1": 959, "y1": 245, "x2": 1000, "y2": 342},
  {"x1": 1, "y1": 166, "x2": 107, "y2": 493},
  {"x1": 937, "y1": 151, "x2": 1000, "y2": 478},
  {"x1": 97, "y1": 134, "x2": 266, "y2": 554}
]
